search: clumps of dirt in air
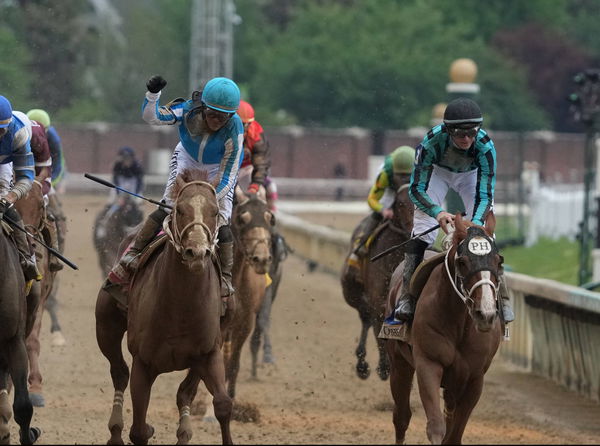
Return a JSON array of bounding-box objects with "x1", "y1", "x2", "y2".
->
[{"x1": 232, "y1": 401, "x2": 261, "y2": 423}]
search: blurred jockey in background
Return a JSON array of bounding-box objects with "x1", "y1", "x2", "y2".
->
[
  {"x1": 0, "y1": 95, "x2": 41, "y2": 281},
  {"x1": 26, "y1": 109, "x2": 67, "y2": 253},
  {"x1": 236, "y1": 99, "x2": 278, "y2": 211},
  {"x1": 236, "y1": 99, "x2": 288, "y2": 261},
  {"x1": 348, "y1": 145, "x2": 415, "y2": 267}
]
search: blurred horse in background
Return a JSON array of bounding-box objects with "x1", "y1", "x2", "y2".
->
[
  {"x1": 93, "y1": 194, "x2": 143, "y2": 278},
  {"x1": 95, "y1": 170, "x2": 232, "y2": 445},
  {"x1": 223, "y1": 187, "x2": 274, "y2": 407},
  {"x1": 341, "y1": 182, "x2": 413, "y2": 381},
  {"x1": 15, "y1": 181, "x2": 59, "y2": 408},
  {"x1": 385, "y1": 213, "x2": 503, "y2": 444},
  {"x1": 249, "y1": 226, "x2": 290, "y2": 378}
]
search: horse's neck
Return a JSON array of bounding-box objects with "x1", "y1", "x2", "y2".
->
[{"x1": 153, "y1": 242, "x2": 211, "y2": 291}]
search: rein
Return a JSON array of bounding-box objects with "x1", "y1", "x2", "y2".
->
[
  {"x1": 162, "y1": 181, "x2": 217, "y2": 255},
  {"x1": 234, "y1": 227, "x2": 271, "y2": 265},
  {"x1": 443, "y1": 241, "x2": 499, "y2": 307}
]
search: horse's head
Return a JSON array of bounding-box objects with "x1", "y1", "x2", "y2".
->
[
  {"x1": 450, "y1": 212, "x2": 503, "y2": 332},
  {"x1": 166, "y1": 170, "x2": 219, "y2": 271},
  {"x1": 391, "y1": 182, "x2": 414, "y2": 233},
  {"x1": 233, "y1": 186, "x2": 275, "y2": 274}
]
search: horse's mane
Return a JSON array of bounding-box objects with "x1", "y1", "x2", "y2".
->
[{"x1": 169, "y1": 169, "x2": 209, "y2": 201}]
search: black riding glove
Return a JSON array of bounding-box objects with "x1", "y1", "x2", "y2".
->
[{"x1": 146, "y1": 75, "x2": 167, "y2": 94}]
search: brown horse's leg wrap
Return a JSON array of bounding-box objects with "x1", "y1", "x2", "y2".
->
[{"x1": 394, "y1": 238, "x2": 428, "y2": 321}]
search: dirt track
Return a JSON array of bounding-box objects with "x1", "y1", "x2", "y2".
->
[{"x1": 9, "y1": 193, "x2": 600, "y2": 444}]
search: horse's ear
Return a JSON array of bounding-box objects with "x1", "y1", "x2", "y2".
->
[
  {"x1": 484, "y1": 211, "x2": 496, "y2": 236},
  {"x1": 264, "y1": 210, "x2": 276, "y2": 227},
  {"x1": 256, "y1": 185, "x2": 267, "y2": 203},
  {"x1": 237, "y1": 210, "x2": 252, "y2": 225},
  {"x1": 234, "y1": 185, "x2": 249, "y2": 205},
  {"x1": 454, "y1": 213, "x2": 467, "y2": 241}
]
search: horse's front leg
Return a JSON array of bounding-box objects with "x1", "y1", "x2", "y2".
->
[
  {"x1": 355, "y1": 311, "x2": 371, "y2": 380},
  {"x1": 373, "y1": 319, "x2": 390, "y2": 380},
  {"x1": 200, "y1": 348, "x2": 233, "y2": 445},
  {"x1": 26, "y1": 303, "x2": 44, "y2": 407},
  {"x1": 0, "y1": 368, "x2": 12, "y2": 445},
  {"x1": 8, "y1": 337, "x2": 41, "y2": 445},
  {"x1": 386, "y1": 340, "x2": 415, "y2": 444},
  {"x1": 128, "y1": 356, "x2": 156, "y2": 445},
  {"x1": 258, "y1": 286, "x2": 275, "y2": 364},
  {"x1": 95, "y1": 289, "x2": 129, "y2": 445},
  {"x1": 415, "y1": 358, "x2": 445, "y2": 444},
  {"x1": 442, "y1": 376, "x2": 484, "y2": 445},
  {"x1": 249, "y1": 315, "x2": 262, "y2": 379},
  {"x1": 175, "y1": 369, "x2": 202, "y2": 445}
]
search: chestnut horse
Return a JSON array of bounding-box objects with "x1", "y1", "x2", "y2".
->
[
  {"x1": 15, "y1": 180, "x2": 59, "y2": 408},
  {"x1": 340, "y1": 182, "x2": 413, "y2": 380},
  {"x1": 223, "y1": 187, "x2": 274, "y2": 401},
  {"x1": 93, "y1": 194, "x2": 143, "y2": 278},
  {"x1": 0, "y1": 193, "x2": 42, "y2": 444},
  {"x1": 385, "y1": 213, "x2": 503, "y2": 444},
  {"x1": 95, "y1": 170, "x2": 232, "y2": 445}
]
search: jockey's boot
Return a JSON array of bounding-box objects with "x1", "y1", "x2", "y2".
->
[
  {"x1": 498, "y1": 272, "x2": 515, "y2": 323},
  {"x1": 7, "y1": 208, "x2": 42, "y2": 282},
  {"x1": 348, "y1": 212, "x2": 382, "y2": 266},
  {"x1": 218, "y1": 241, "x2": 235, "y2": 298},
  {"x1": 393, "y1": 238, "x2": 428, "y2": 322},
  {"x1": 46, "y1": 215, "x2": 63, "y2": 272},
  {"x1": 108, "y1": 213, "x2": 162, "y2": 284},
  {"x1": 272, "y1": 232, "x2": 288, "y2": 263}
]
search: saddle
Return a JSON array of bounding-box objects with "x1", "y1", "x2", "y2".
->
[
  {"x1": 104, "y1": 233, "x2": 169, "y2": 310},
  {"x1": 380, "y1": 250, "x2": 445, "y2": 343}
]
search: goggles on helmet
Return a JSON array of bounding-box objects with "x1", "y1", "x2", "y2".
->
[
  {"x1": 204, "y1": 106, "x2": 233, "y2": 124},
  {"x1": 447, "y1": 125, "x2": 480, "y2": 138}
]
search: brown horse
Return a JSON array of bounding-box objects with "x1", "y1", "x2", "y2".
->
[
  {"x1": 95, "y1": 170, "x2": 233, "y2": 445},
  {"x1": 0, "y1": 198, "x2": 42, "y2": 444},
  {"x1": 385, "y1": 213, "x2": 503, "y2": 444},
  {"x1": 223, "y1": 187, "x2": 274, "y2": 400},
  {"x1": 340, "y1": 182, "x2": 413, "y2": 380},
  {"x1": 15, "y1": 180, "x2": 58, "y2": 408},
  {"x1": 93, "y1": 195, "x2": 143, "y2": 278}
]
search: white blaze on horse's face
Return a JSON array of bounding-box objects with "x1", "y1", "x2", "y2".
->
[{"x1": 177, "y1": 191, "x2": 217, "y2": 267}]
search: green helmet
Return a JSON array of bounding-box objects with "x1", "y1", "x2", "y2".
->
[
  {"x1": 391, "y1": 146, "x2": 415, "y2": 174},
  {"x1": 26, "y1": 109, "x2": 51, "y2": 129}
]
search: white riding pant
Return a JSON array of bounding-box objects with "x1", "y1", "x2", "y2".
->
[
  {"x1": 162, "y1": 143, "x2": 234, "y2": 229},
  {"x1": 0, "y1": 163, "x2": 13, "y2": 196},
  {"x1": 413, "y1": 165, "x2": 493, "y2": 246}
]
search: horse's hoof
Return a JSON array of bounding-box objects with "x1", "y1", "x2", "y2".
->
[
  {"x1": 377, "y1": 366, "x2": 390, "y2": 381},
  {"x1": 51, "y1": 331, "x2": 66, "y2": 346},
  {"x1": 356, "y1": 362, "x2": 371, "y2": 380},
  {"x1": 262, "y1": 354, "x2": 275, "y2": 364},
  {"x1": 29, "y1": 393, "x2": 45, "y2": 407},
  {"x1": 29, "y1": 427, "x2": 41, "y2": 443}
]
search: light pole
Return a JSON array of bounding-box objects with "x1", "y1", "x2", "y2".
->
[
  {"x1": 445, "y1": 58, "x2": 481, "y2": 214},
  {"x1": 568, "y1": 68, "x2": 600, "y2": 286}
]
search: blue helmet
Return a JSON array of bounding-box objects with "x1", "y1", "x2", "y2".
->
[
  {"x1": 0, "y1": 96, "x2": 13, "y2": 128},
  {"x1": 201, "y1": 77, "x2": 240, "y2": 113},
  {"x1": 118, "y1": 146, "x2": 135, "y2": 157}
]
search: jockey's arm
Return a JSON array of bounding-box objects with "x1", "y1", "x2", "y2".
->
[
  {"x1": 6, "y1": 132, "x2": 35, "y2": 204},
  {"x1": 249, "y1": 134, "x2": 271, "y2": 187},
  {"x1": 367, "y1": 171, "x2": 388, "y2": 214},
  {"x1": 214, "y1": 122, "x2": 244, "y2": 202},
  {"x1": 409, "y1": 143, "x2": 444, "y2": 219},
  {"x1": 142, "y1": 91, "x2": 177, "y2": 125},
  {"x1": 471, "y1": 144, "x2": 497, "y2": 226}
]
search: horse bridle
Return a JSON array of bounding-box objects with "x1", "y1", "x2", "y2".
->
[
  {"x1": 163, "y1": 181, "x2": 218, "y2": 255},
  {"x1": 443, "y1": 232, "x2": 500, "y2": 307}
]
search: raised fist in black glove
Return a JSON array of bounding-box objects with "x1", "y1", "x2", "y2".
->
[{"x1": 146, "y1": 75, "x2": 167, "y2": 93}]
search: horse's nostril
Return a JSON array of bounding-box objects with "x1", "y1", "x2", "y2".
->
[
  {"x1": 252, "y1": 256, "x2": 260, "y2": 264},
  {"x1": 184, "y1": 248, "x2": 195, "y2": 259}
]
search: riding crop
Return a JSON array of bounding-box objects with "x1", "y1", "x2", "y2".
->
[
  {"x1": 370, "y1": 212, "x2": 466, "y2": 262},
  {"x1": 2, "y1": 213, "x2": 79, "y2": 270},
  {"x1": 84, "y1": 173, "x2": 173, "y2": 210}
]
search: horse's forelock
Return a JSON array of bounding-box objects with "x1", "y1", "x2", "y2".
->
[{"x1": 181, "y1": 169, "x2": 209, "y2": 184}]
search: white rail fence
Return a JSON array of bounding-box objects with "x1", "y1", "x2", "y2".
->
[{"x1": 277, "y1": 211, "x2": 600, "y2": 403}]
